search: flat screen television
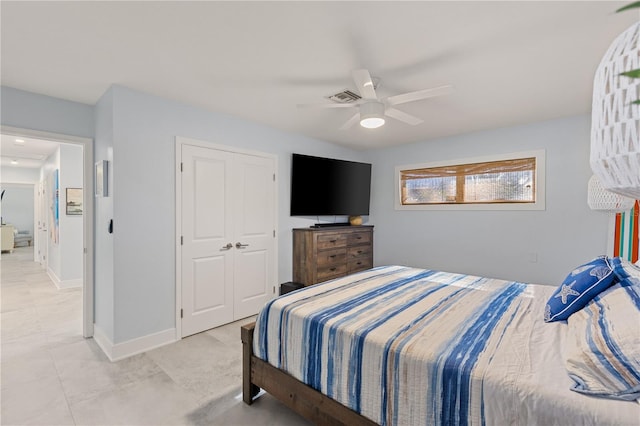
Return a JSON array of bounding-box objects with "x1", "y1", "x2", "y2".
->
[{"x1": 290, "y1": 153, "x2": 372, "y2": 217}]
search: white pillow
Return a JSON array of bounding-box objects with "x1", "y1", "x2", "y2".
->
[
  {"x1": 612, "y1": 257, "x2": 640, "y2": 287},
  {"x1": 565, "y1": 282, "x2": 640, "y2": 401}
]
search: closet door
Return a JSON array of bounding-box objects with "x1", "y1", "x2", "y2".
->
[
  {"x1": 181, "y1": 145, "x2": 234, "y2": 337},
  {"x1": 232, "y1": 153, "x2": 276, "y2": 319},
  {"x1": 180, "y1": 143, "x2": 276, "y2": 337}
]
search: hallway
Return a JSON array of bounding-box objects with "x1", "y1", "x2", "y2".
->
[{"x1": 1, "y1": 246, "x2": 307, "y2": 425}]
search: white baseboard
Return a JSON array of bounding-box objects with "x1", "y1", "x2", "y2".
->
[
  {"x1": 58, "y1": 278, "x2": 82, "y2": 289},
  {"x1": 92, "y1": 324, "x2": 115, "y2": 360},
  {"x1": 47, "y1": 268, "x2": 82, "y2": 289},
  {"x1": 93, "y1": 324, "x2": 177, "y2": 362},
  {"x1": 46, "y1": 268, "x2": 62, "y2": 288}
]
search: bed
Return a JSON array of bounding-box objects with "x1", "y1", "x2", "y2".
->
[{"x1": 241, "y1": 264, "x2": 640, "y2": 425}]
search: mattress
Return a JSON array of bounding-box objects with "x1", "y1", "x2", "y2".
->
[{"x1": 254, "y1": 265, "x2": 639, "y2": 425}]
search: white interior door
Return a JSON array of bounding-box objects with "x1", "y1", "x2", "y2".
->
[
  {"x1": 181, "y1": 145, "x2": 234, "y2": 337},
  {"x1": 38, "y1": 180, "x2": 47, "y2": 266},
  {"x1": 180, "y1": 142, "x2": 276, "y2": 337},
  {"x1": 232, "y1": 154, "x2": 276, "y2": 319}
]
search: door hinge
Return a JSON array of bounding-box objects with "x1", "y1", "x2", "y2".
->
[
  {"x1": 180, "y1": 236, "x2": 183, "y2": 245},
  {"x1": 273, "y1": 173, "x2": 275, "y2": 182},
  {"x1": 273, "y1": 286, "x2": 276, "y2": 294},
  {"x1": 273, "y1": 229, "x2": 276, "y2": 237},
  {"x1": 180, "y1": 162, "x2": 183, "y2": 172},
  {"x1": 180, "y1": 309, "x2": 183, "y2": 318}
]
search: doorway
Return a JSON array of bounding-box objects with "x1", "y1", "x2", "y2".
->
[
  {"x1": 1, "y1": 126, "x2": 94, "y2": 337},
  {"x1": 175, "y1": 137, "x2": 277, "y2": 338}
]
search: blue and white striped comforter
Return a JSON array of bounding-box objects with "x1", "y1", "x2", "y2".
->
[{"x1": 254, "y1": 266, "x2": 640, "y2": 426}]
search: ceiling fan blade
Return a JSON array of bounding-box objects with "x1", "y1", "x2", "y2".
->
[
  {"x1": 352, "y1": 69, "x2": 378, "y2": 100},
  {"x1": 340, "y1": 113, "x2": 361, "y2": 130},
  {"x1": 385, "y1": 107, "x2": 424, "y2": 126},
  {"x1": 296, "y1": 102, "x2": 357, "y2": 109},
  {"x1": 386, "y1": 85, "x2": 453, "y2": 106}
]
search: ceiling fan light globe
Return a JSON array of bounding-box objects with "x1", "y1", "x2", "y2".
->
[
  {"x1": 360, "y1": 117, "x2": 385, "y2": 128},
  {"x1": 359, "y1": 101, "x2": 385, "y2": 129}
]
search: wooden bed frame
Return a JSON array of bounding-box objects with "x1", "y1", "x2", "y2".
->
[{"x1": 241, "y1": 322, "x2": 377, "y2": 426}]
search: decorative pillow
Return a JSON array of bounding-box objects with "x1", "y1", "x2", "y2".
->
[
  {"x1": 544, "y1": 256, "x2": 616, "y2": 322},
  {"x1": 611, "y1": 257, "x2": 640, "y2": 288},
  {"x1": 564, "y1": 282, "x2": 640, "y2": 401}
]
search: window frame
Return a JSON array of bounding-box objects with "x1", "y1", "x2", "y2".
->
[{"x1": 394, "y1": 150, "x2": 546, "y2": 211}]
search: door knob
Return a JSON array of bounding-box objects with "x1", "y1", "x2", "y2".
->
[
  {"x1": 236, "y1": 242, "x2": 249, "y2": 249},
  {"x1": 221, "y1": 243, "x2": 233, "y2": 250}
]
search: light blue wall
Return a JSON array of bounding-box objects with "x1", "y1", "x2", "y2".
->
[
  {"x1": 94, "y1": 88, "x2": 115, "y2": 340},
  {"x1": 1, "y1": 86, "x2": 94, "y2": 138},
  {"x1": 365, "y1": 115, "x2": 609, "y2": 285}
]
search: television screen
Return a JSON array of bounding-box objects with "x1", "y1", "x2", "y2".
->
[{"x1": 290, "y1": 154, "x2": 372, "y2": 216}]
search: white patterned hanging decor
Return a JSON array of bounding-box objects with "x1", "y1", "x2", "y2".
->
[
  {"x1": 587, "y1": 174, "x2": 635, "y2": 212},
  {"x1": 590, "y1": 22, "x2": 640, "y2": 199}
]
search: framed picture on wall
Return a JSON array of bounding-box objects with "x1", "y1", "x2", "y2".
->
[
  {"x1": 95, "y1": 160, "x2": 108, "y2": 197},
  {"x1": 66, "y1": 188, "x2": 83, "y2": 215}
]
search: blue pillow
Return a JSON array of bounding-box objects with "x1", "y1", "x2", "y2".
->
[
  {"x1": 544, "y1": 256, "x2": 616, "y2": 322},
  {"x1": 611, "y1": 256, "x2": 640, "y2": 288}
]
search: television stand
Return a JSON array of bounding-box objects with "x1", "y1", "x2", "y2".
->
[{"x1": 311, "y1": 222, "x2": 351, "y2": 228}]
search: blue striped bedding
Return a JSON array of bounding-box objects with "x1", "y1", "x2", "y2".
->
[{"x1": 253, "y1": 266, "x2": 640, "y2": 425}]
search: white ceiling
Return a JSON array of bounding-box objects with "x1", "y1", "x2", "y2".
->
[
  {"x1": 0, "y1": 134, "x2": 59, "y2": 169},
  {"x1": 1, "y1": 1, "x2": 637, "y2": 155}
]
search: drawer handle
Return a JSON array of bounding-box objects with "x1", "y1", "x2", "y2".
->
[
  {"x1": 330, "y1": 239, "x2": 337, "y2": 243},
  {"x1": 329, "y1": 255, "x2": 336, "y2": 258},
  {"x1": 357, "y1": 250, "x2": 363, "y2": 254},
  {"x1": 330, "y1": 267, "x2": 336, "y2": 271},
  {"x1": 356, "y1": 262, "x2": 362, "y2": 265}
]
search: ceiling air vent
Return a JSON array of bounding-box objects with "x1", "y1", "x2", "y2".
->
[{"x1": 326, "y1": 89, "x2": 361, "y2": 104}]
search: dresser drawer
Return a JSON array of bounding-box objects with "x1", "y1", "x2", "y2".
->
[
  {"x1": 316, "y1": 233, "x2": 347, "y2": 250},
  {"x1": 348, "y1": 258, "x2": 372, "y2": 274},
  {"x1": 317, "y1": 248, "x2": 347, "y2": 267},
  {"x1": 317, "y1": 263, "x2": 347, "y2": 281},
  {"x1": 347, "y1": 246, "x2": 371, "y2": 259},
  {"x1": 347, "y1": 231, "x2": 371, "y2": 246}
]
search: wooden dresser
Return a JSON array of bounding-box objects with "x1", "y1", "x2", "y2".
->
[{"x1": 293, "y1": 226, "x2": 373, "y2": 286}]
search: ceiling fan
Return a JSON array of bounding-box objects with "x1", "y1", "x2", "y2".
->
[{"x1": 297, "y1": 69, "x2": 453, "y2": 130}]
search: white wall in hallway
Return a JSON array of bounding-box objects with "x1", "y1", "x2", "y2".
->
[
  {"x1": 59, "y1": 144, "x2": 84, "y2": 284},
  {"x1": 1, "y1": 167, "x2": 40, "y2": 183},
  {"x1": 0, "y1": 185, "x2": 34, "y2": 235},
  {"x1": 41, "y1": 144, "x2": 84, "y2": 288}
]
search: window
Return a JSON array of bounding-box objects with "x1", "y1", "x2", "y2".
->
[{"x1": 395, "y1": 150, "x2": 545, "y2": 211}]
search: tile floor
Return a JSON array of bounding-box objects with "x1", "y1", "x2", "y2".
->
[{"x1": 1, "y1": 246, "x2": 310, "y2": 425}]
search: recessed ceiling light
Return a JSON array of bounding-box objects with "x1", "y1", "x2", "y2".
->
[
  {"x1": 11, "y1": 160, "x2": 18, "y2": 165},
  {"x1": 14, "y1": 139, "x2": 25, "y2": 145}
]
